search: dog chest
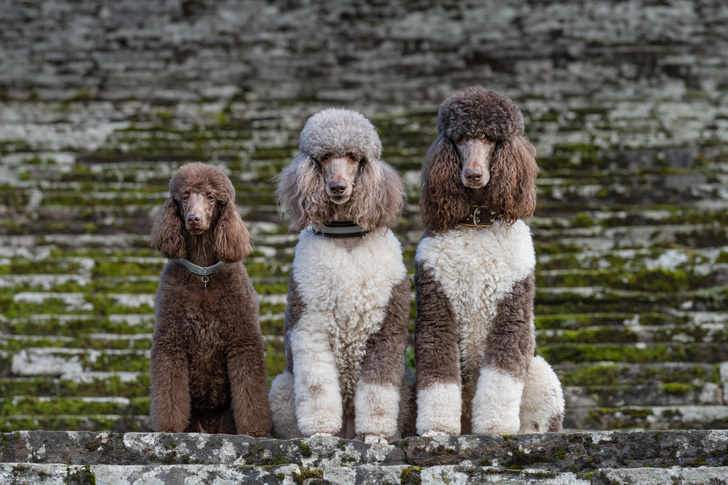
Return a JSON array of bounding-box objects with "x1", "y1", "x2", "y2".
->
[
  {"x1": 291, "y1": 229, "x2": 407, "y2": 406},
  {"x1": 416, "y1": 221, "x2": 535, "y2": 370}
]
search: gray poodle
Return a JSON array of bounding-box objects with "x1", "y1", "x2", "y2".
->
[{"x1": 269, "y1": 109, "x2": 416, "y2": 443}]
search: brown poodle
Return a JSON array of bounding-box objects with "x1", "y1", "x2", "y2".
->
[
  {"x1": 415, "y1": 87, "x2": 564, "y2": 436},
  {"x1": 149, "y1": 162, "x2": 271, "y2": 436}
]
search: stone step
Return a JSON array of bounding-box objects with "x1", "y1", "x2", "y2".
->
[
  {"x1": 540, "y1": 342, "x2": 728, "y2": 365},
  {"x1": 3, "y1": 463, "x2": 728, "y2": 485},
  {"x1": 0, "y1": 415, "x2": 150, "y2": 433},
  {"x1": 1, "y1": 314, "x2": 155, "y2": 336},
  {"x1": 564, "y1": 383, "x2": 725, "y2": 408},
  {"x1": 536, "y1": 311, "x2": 728, "y2": 330},
  {"x1": 537, "y1": 323, "x2": 728, "y2": 346},
  {"x1": 1, "y1": 342, "x2": 285, "y2": 380},
  {"x1": 555, "y1": 362, "x2": 724, "y2": 387},
  {"x1": 1, "y1": 430, "x2": 726, "y2": 473},
  {"x1": 0, "y1": 373, "x2": 149, "y2": 398},
  {"x1": 568, "y1": 405, "x2": 728, "y2": 431},
  {"x1": 0, "y1": 396, "x2": 148, "y2": 417}
]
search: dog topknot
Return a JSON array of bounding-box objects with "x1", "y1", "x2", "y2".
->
[
  {"x1": 420, "y1": 87, "x2": 538, "y2": 232},
  {"x1": 437, "y1": 87, "x2": 525, "y2": 142},
  {"x1": 300, "y1": 108, "x2": 382, "y2": 162}
]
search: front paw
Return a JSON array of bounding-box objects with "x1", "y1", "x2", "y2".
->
[
  {"x1": 472, "y1": 412, "x2": 520, "y2": 435},
  {"x1": 364, "y1": 434, "x2": 388, "y2": 445},
  {"x1": 310, "y1": 432, "x2": 333, "y2": 438},
  {"x1": 421, "y1": 430, "x2": 448, "y2": 438}
]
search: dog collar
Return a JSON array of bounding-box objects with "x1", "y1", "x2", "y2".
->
[
  {"x1": 177, "y1": 258, "x2": 225, "y2": 290},
  {"x1": 457, "y1": 205, "x2": 497, "y2": 228},
  {"x1": 312, "y1": 221, "x2": 371, "y2": 238}
]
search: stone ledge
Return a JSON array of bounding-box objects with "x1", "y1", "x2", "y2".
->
[
  {"x1": 1, "y1": 430, "x2": 727, "y2": 473},
  {"x1": 2, "y1": 463, "x2": 728, "y2": 484}
]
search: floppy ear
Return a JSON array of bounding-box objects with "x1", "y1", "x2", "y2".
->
[
  {"x1": 150, "y1": 198, "x2": 186, "y2": 259},
  {"x1": 419, "y1": 134, "x2": 470, "y2": 233},
  {"x1": 214, "y1": 201, "x2": 252, "y2": 262},
  {"x1": 275, "y1": 154, "x2": 331, "y2": 230},
  {"x1": 350, "y1": 160, "x2": 404, "y2": 231},
  {"x1": 486, "y1": 135, "x2": 538, "y2": 223}
]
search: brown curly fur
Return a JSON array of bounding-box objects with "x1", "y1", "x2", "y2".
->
[
  {"x1": 149, "y1": 162, "x2": 271, "y2": 436},
  {"x1": 420, "y1": 87, "x2": 539, "y2": 233}
]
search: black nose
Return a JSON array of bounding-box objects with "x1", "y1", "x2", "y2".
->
[
  {"x1": 328, "y1": 181, "x2": 346, "y2": 195},
  {"x1": 187, "y1": 214, "x2": 201, "y2": 225},
  {"x1": 464, "y1": 169, "x2": 483, "y2": 183}
]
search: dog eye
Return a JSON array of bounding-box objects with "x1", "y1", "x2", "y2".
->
[
  {"x1": 320, "y1": 155, "x2": 330, "y2": 164},
  {"x1": 457, "y1": 136, "x2": 466, "y2": 144},
  {"x1": 182, "y1": 195, "x2": 189, "y2": 201},
  {"x1": 207, "y1": 195, "x2": 214, "y2": 202},
  {"x1": 348, "y1": 154, "x2": 358, "y2": 162}
]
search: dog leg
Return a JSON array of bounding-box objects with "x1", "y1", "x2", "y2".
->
[
  {"x1": 518, "y1": 355, "x2": 565, "y2": 433},
  {"x1": 472, "y1": 273, "x2": 536, "y2": 434},
  {"x1": 150, "y1": 333, "x2": 191, "y2": 433},
  {"x1": 290, "y1": 323, "x2": 343, "y2": 436},
  {"x1": 269, "y1": 371, "x2": 303, "y2": 439},
  {"x1": 355, "y1": 276, "x2": 411, "y2": 442},
  {"x1": 227, "y1": 321, "x2": 272, "y2": 437},
  {"x1": 414, "y1": 263, "x2": 462, "y2": 436},
  {"x1": 471, "y1": 366, "x2": 525, "y2": 434}
]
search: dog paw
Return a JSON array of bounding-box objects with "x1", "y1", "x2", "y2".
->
[
  {"x1": 421, "y1": 430, "x2": 448, "y2": 437},
  {"x1": 472, "y1": 415, "x2": 520, "y2": 435},
  {"x1": 364, "y1": 435, "x2": 388, "y2": 445},
  {"x1": 310, "y1": 432, "x2": 333, "y2": 438}
]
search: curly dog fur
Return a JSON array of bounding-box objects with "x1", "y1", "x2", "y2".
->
[
  {"x1": 415, "y1": 87, "x2": 564, "y2": 436},
  {"x1": 269, "y1": 109, "x2": 416, "y2": 444},
  {"x1": 149, "y1": 162, "x2": 271, "y2": 436}
]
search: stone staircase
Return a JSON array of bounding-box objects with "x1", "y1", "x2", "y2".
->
[
  {"x1": 1, "y1": 92, "x2": 726, "y2": 435},
  {"x1": 1, "y1": 0, "x2": 728, "y2": 482}
]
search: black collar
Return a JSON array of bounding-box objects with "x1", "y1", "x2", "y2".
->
[
  {"x1": 457, "y1": 205, "x2": 497, "y2": 228},
  {"x1": 313, "y1": 221, "x2": 371, "y2": 238}
]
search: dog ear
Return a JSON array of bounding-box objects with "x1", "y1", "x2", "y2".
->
[
  {"x1": 276, "y1": 155, "x2": 331, "y2": 230},
  {"x1": 350, "y1": 159, "x2": 404, "y2": 231},
  {"x1": 214, "y1": 201, "x2": 252, "y2": 262},
  {"x1": 420, "y1": 134, "x2": 470, "y2": 233},
  {"x1": 150, "y1": 198, "x2": 186, "y2": 259},
  {"x1": 487, "y1": 135, "x2": 538, "y2": 223}
]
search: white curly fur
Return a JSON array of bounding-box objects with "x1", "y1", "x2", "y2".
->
[
  {"x1": 281, "y1": 229, "x2": 407, "y2": 438},
  {"x1": 416, "y1": 221, "x2": 564, "y2": 434}
]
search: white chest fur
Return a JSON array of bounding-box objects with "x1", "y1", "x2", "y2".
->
[
  {"x1": 292, "y1": 228, "x2": 407, "y2": 406},
  {"x1": 416, "y1": 221, "x2": 535, "y2": 372}
]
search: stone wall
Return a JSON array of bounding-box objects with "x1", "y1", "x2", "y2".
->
[{"x1": 2, "y1": 0, "x2": 727, "y2": 105}]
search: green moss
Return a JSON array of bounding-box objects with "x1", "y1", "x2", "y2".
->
[
  {"x1": 299, "y1": 443, "x2": 312, "y2": 458},
  {"x1": 660, "y1": 383, "x2": 693, "y2": 395},
  {"x1": 400, "y1": 466, "x2": 422, "y2": 485}
]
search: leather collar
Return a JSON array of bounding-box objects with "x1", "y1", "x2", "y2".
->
[
  {"x1": 457, "y1": 205, "x2": 497, "y2": 228},
  {"x1": 313, "y1": 221, "x2": 371, "y2": 238}
]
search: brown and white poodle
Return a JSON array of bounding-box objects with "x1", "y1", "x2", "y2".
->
[
  {"x1": 414, "y1": 87, "x2": 564, "y2": 436},
  {"x1": 268, "y1": 108, "x2": 415, "y2": 444},
  {"x1": 149, "y1": 162, "x2": 271, "y2": 436}
]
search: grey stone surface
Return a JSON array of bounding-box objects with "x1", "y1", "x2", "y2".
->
[
  {"x1": 2, "y1": 430, "x2": 727, "y2": 472},
  {"x1": 1, "y1": 0, "x2": 728, "y2": 441},
  {"x1": 1, "y1": 431, "x2": 728, "y2": 483}
]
